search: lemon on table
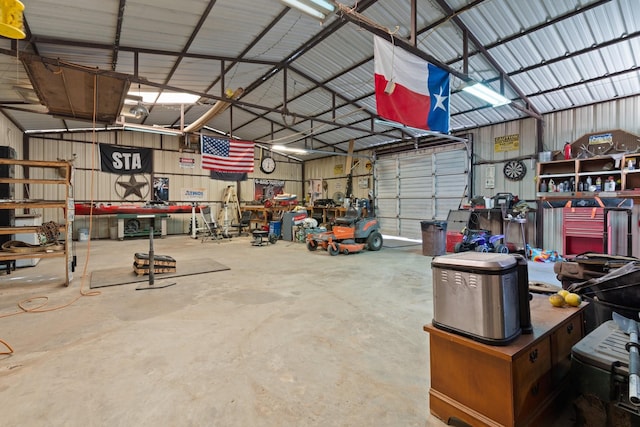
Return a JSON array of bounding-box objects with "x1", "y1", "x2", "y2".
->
[
  {"x1": 557, "y1": 289, "x2": 570, "y2": 298},
  {"x1": 549, "y1": 294, "x2": 566, "y2": 307},
  {"x1": 565, "y1": 293, "x2": 582, "y2": 307}
]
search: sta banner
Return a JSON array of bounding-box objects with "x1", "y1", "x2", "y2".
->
[{"x1": 99, "y1": 144, "x2": 153, "y2": 174}]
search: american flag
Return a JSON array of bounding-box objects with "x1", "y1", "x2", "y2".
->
[{"x1": 200, "y1": 135, "x2": 255, "y2": 173}]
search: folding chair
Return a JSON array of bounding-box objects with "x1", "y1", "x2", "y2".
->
[{"x1": 199, "y1": 206, "x2": 221, "y2": 243}]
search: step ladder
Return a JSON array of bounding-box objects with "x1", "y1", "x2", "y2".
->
[{"x1": 218, "y1": 186, "x2": 241, "y2": 237}]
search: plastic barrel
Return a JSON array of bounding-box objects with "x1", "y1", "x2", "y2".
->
[{"x1": 269, "y1": 221, "x2": 281, "y2": 238}]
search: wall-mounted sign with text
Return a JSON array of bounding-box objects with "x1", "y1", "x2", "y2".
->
[
  {"x1": 179, "y1": 157, "x2": 196, "y2": 168},
  {"x1": 494, "y1": 134, "x2": 519, "y2": 153},
  {"x1": 180, "y1": 187, "x2": 207, "y2": 202},
  {"x1": 588, "y1": 133, "x2": 613, "y2": 145}
]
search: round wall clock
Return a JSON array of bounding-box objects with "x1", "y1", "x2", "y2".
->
[
  {"x1": 503, "y1": 160, "x2": 527, "y2": 181},
  {"x1": 260, "y1": 156, "x2": 276, "y2": 174}
]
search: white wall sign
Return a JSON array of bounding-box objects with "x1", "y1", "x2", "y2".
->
[{"x1": 181, "y1": 187, "x2": 207, "y2": 201}]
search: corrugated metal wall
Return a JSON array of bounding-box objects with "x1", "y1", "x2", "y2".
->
[
  {"x1": 470, "y1": 97, "x2": 640, "y2": 256},
  {"x1": 471, "y1": 118, "x2": 538, "y2": 201},
  {"x1": 302, "y1": 152, "x2": 374, "y2": 203},
  {"x1": 26, "y1": 131, "x2": 303, "y2": 239},
  {"x1": 5, "y1": 96, "x2": 640, "y2": 250},
  {"x1": 541, "y1": 97, "x2": 640, "y2": 256}
]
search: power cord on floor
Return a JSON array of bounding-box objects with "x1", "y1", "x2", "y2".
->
[{"x1": 0, "y1": 74, "x2": 102, "y2": 355}]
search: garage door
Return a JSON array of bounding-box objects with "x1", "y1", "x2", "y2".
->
[{"x1": 374, "y1": 143, "x2": 469, "y2": 239}]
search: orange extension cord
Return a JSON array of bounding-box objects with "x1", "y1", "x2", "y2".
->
[{"x1": 1, "y1": 74, "x2": 102, "y2": 356}]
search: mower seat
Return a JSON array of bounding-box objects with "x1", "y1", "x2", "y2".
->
[{"x1": 334, "y1": 206, "x2": 359, "y2": 226}]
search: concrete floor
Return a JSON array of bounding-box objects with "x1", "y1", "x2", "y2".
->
[{"x1": 0, "y1": 235, "x2": 562, "y2": 426}]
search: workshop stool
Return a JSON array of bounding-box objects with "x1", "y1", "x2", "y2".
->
[{"x1": 251, "y1": 230, "x2": 270, "y2": 246}]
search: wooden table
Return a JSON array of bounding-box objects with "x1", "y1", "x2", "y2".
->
[{"x1": 424, "y1": 294, "x2": 586, "y2": 427}]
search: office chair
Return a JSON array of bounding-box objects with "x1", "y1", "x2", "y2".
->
[{"x1": 232, "y1": 210, "x2": 252, "y2": 237}]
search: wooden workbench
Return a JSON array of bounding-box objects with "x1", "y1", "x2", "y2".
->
[
  {"x1": 241, "y1": 205, "x2": 294, "y2": 228},
  {"x1": 424, "y1": 294, "x2": 586, "y2": 427},
  {"x1": 308, "y1": 206, "x2": 368, "y2": 225}
]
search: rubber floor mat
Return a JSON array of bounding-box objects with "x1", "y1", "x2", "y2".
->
[{"x1": 90, "y1": 258, "x2": 230, "y2": 288}]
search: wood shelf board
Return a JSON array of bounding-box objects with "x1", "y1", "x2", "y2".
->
[
  {"x1": 0, "y1": 158, "x2": 70, "y2": 168},
  {"x1": 0, "y1": 251, "x2": 66, "y2": 261},
  {"x1": 0, "y1": 178, "x2": 69, "y2": 185},
  {"x1": 0, "y1": 225, "x2": 66, "y2": 235},
  {"x1": 0, "y1": 201, "x2": 66, "y2": 209}
]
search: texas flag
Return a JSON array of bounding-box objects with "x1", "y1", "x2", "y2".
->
[{"x1": 373, "y1": 35, "x2": 450, "y2": 134}]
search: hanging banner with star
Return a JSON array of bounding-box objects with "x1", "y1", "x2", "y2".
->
[
  {"x1": 99, "y1": 144, "x2": 153, "y2": 174},
  {"x1": 373, "y1": 35, "x2": 450, "y2": 133}
]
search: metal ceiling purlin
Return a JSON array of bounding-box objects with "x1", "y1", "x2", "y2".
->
[
  {"x1": 218, "y1": 0, "x2": 382, "y2": 152},
  {"x1": 440, "y1": 0, "x2": 613, "y2": 116},
  {"x1": 112, "y1": 0, "x2": 126, "y2": 71},
  {"x1": 141, "y1": 0, "x2": 218, "y2": 124},
  {"x1": 234, "y1": 56, "x2": 372, "y2": 138},
  {"x1": 172, "y1": 7, "x2": 290, "y2": 129},
  {"x1": 431, "y1": 0, "x2": 542, "y2": 121}
]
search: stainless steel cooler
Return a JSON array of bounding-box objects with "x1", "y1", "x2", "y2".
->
[{"x1": 431, "y1": 252, "x2": 521, "y2": 345}]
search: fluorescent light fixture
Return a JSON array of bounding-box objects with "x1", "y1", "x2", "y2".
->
[
  {"x1": 280, "y1": 0, "x2": 335, "y2": 20},
  {"x1": 272, "y1": 144, "x2": 310, "y2": 154},
  {"x1": 272, "y1": 144, "x2": 372, "y2": 159},
  {"x1": 125, "y1": 91, "x2": 200, "y2": 105},
  {"x1": 116, "y1": 121, "x2": 183, "y2": 136},
  {"x1": 462, "y1": 82, "x2": 511, "y2": 106}
]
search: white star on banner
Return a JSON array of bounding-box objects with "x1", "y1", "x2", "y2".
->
[{"x1": 433, "y1": 86, "x2": 448, "y2": 112}]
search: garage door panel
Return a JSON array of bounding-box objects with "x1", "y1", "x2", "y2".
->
[
  {"x1": 375, "y1": 144, "x2": 468, "y2": 239},
  {"x1": 399, "y1": 219, "x2": 421, "y2": 240},
  {"x1": 434, "y1": 174, "x2": 466, "y2": 197},
  {"x1": 400, "y1": 176, "x2": 433, "y2": 198},
  {"x1": 435, "y1": 149, "x2": 468, "y2": 172},
  {"x1": 376, "y1": 158, "x2": 397, "y2": 175},
  {"x1": 398, "y1": 198, "x2": 433, "y2": 219},
  {"x1": 379, "y1": 217, "x2": 399, "y2": 236},
  {"x1": 436, "y1": 198, "x2": 463, "y2": 219},
  {"x1": 377, "y1": 198, "x2": 397, "y2": 217},
  {"x1": 377, "y1": 178, "x2": 397, "y2": 196},
  {"x1": 399, "y1": 156, "x2": 432, "y2": 178}
]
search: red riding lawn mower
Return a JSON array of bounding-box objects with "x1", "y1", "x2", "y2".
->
[{"x1": 306, "y1": 203, "x2": 383, "y2": 256}]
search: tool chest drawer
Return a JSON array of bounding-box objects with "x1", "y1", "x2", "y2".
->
[{"x1": 563, "y1": 207, "x2": 604, "y2": 256}]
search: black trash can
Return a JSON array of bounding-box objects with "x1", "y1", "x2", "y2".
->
[{"x1": 421, "y1": 220, "x2": 447, "y2": 256}]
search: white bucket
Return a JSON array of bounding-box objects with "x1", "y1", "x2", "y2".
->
[
  {"x1": 483, "y1": 197, "x2": 494, "y2": 209},
  {"x1": 78, "y1": 228, "x2": 89, "y2": 241},
  {"x1": 539, "y1": 151, "x2": 551, "y2": 162}
]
